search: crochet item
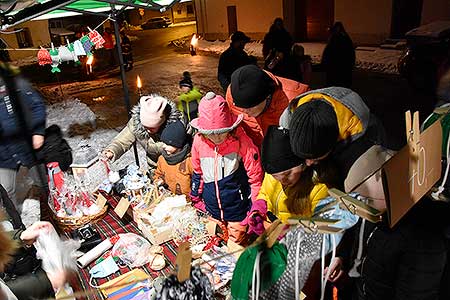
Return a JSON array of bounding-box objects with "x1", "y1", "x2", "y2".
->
[
  {"x1": 88, "y1": 29, "x2": 105, "y2": 49},
  {"x1": 80, "y1": 35, "x2": 93, "y2": 56},
  {"x1": 73, "y1": 40, "x2": 86, "y2": 56},
  {"x1": 156, "y1": 266, "x2": 214, "y2": 300},
  {"x1": 259, "y1": 228, "x2": 322, "y2": 300},
  {"x1": 37, "y1": 48, "x2": 52, "y2": 66},
  {"x1": 66, "y1": 42, "x2": 80, "y2": 65},
  {"x1": 58, "y1": 45, "x2": 73, "y2": 62},
  {"x1": 49, "y1": 47, "x2": 61, "y2": 73}
]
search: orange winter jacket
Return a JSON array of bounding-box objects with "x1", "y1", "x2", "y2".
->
[
  {"x1": 226, "y1": 71, "x2": 309, "y2": 147},
  {"x1": 153, "y1": 155, "x2": 193, "y2": 198}
]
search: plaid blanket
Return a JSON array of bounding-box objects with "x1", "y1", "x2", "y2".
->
[{"x1": 71, "y1": 195, "x2": 178, "y2": 300}]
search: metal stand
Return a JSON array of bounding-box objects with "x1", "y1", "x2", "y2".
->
[{"x1": 111, "y1": 4, "x2": 140, "y2": 167}]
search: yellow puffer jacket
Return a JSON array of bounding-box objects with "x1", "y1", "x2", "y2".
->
[
  {"x1": 279, "y1": 87, "x2": 370, "y2": 144},
  {"x1": 257, "y1": 173, "x2": 329, "y2": 223}
]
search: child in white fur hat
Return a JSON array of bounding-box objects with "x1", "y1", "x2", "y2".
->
[{"x1": 102, "y1": 94, "x2": 191, "y2": 170}]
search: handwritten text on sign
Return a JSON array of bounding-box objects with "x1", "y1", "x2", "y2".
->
[{"x1": 383, "y1": 120, "x2": 442, "y2": 227}]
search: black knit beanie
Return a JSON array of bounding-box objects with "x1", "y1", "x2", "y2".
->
[
  {"x1": 262, "y1": 125, "x2": 304, "y2": 174},
  {"x1": 179, "y1": 71, "x2": 193, "y2": 89},
  {"x1": 160, "y1": 120, "x2": 187, "y2": 148},
  {"x1": 289, "y1": 100, "x2": 339, "y2": 159},
  {"x1": 230, "y1": 65, "x2": 274, "y2": 108}
]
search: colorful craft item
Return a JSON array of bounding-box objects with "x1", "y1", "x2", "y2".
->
[
  {"x1": 58, "y1": 45, "x2": 73, "y2": 62},
  {"x1": 80, "y1": 35, "x2": 94, "y2": 56},
  {"x1": 88, "y1": 27, "x2": 105, "y2": 49},
  {"x1": 73, "y1": 40, "x2": 86, "y2": 56},
  {"x1": 49, "y1": 43, "x2": 61, "y2": 73},
  {"x1": 37, "y1": 47, "x2": 52, "y2": 66}
]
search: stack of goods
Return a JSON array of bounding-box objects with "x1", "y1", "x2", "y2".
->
[{"x1": 137, "y1": 195, "x2": 192, "y2": 245}]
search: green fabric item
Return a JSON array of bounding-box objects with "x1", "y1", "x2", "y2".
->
[
  {"x1": 177, "y1": 87, "x2": 202, "y2": 121},
  {"x1": 231, "y1": 242, "x2": 288, "y2": 300},
  {"x1": 178, "y1": 87, "x2": 202, "y2": 104},
  {"x1": 423, "y1": 111, "x2": 450, "y2": 157}
]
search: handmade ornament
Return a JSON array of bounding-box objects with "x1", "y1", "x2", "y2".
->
[
  {"x1": 73, "y1": 40, "x2": 86, "y2": 56},
  {"x1": 156, "y1": 266, "x2": 214, "y2": 300},
  {"x1": 80, "y1": 35, "x2": 94, "y2": 56},
  {"x1": 58, "y1": 45, "x2": 73, "y2": 62},
  {"x1": 65, "y1": 39, "x2": 80, "y2": 65},
  {"x1": 49, "y1": 44, "x2": 61, "y2": 73},
  {"x1": 88, "y1": 28, "x2": 105, "y2": 49},
  {"x1": 37, "y1": 47, "x2": 52, "y2": 66}
]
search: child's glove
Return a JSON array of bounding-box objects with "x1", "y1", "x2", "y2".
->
[
  {"x1": 189, "y1": 193, "x2": 206, "y2": 212},
  {"x1": 241, "y1": 199, "x2": 268, "y2": 235}
]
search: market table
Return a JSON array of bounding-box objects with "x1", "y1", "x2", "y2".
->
[{"x1": 69, "y1": 195, "x2": 179, "y2": 300}]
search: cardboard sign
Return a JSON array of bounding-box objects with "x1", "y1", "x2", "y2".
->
[
  {"x1": 114, "y1": 197, "x2": 130, "y2": 219},
  {"x1": 382, "y1": 118, "x2": 442, "y2": 227}
]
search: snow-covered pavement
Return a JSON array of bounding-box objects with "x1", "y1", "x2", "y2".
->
[{"x1": 197, "y1": 40, "x2": 402, "y2": 74}]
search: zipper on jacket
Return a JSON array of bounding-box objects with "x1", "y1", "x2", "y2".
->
[{"x1": 214, "y1": 146, "x2": 224, "y2": 220}]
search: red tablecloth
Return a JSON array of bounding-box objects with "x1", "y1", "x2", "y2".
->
[{"x1": 71, "y1": 196, "x2": 178, "y2": 300}]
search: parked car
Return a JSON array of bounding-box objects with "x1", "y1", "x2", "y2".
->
[
  {"x1": 141, "y1": 17, "x2": 172, "y2": 29},
  {"x1": 398, "y1": 21, "x2": 450, "y2": 94}
]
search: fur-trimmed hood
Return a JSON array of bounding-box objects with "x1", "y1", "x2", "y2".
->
[{"x1": 130, "y1": 95, "x2": 189, "y2": 140}]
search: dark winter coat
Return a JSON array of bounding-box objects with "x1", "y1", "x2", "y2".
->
[
  {"x1": 217, "y1": 46, "x2": 253, "y2": 92},
  {"x1": 360, "y1": 198, "x2": 449, "y2": 300},
  {"x1": 321, "y1": 33, "x2": 355, "y2": 87},
  {"x1": 262, "y1": 28, "x2": 293, "y2": 59},
  {"x1": 36, "y1": 125, "x2": 72, "y2": 171},
  {"x1": 0, "y1": 66, "x2": 46, "y2": 170}
]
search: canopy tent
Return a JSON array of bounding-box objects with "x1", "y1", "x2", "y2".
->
[
  {"x1": 0, "y1": 0, "x2": 183, "y2": 28},
  {"x1": 0, "y1": 0, "x2": 184, "y2": 165}
]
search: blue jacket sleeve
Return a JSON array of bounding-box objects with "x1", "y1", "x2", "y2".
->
[{"x1": 16, "y1": 76, "x2": 46, "y2": 136}]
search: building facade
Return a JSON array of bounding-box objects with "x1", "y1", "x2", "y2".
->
[
  {"x1": 194, "y1": 0, "x2": 450, "y2": 44},
  {"x1": 0, "y1": 20, "x2": 50, "y2": 61},
  {"x1": 127, "y1": 0, "x2": 196, "y2": 25}
]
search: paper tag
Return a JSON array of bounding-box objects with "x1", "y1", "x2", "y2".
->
[
  {"x1": 300, "y1": 291, "x2": 306, "y2": 300},
  {"x1": 96, "y1": 193, "x2": 108, "y2": 208},
  {"x1": 114, "y1": 197, "x2": 130, "y2": 218}
]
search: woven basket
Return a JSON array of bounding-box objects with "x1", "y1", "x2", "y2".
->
[{"x1": 50, "y1": 204, "x2": 108, "y2": 232}]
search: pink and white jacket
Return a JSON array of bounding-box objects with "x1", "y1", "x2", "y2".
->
[{"x1": 190, "y1": 127, "x2": 263, "y2": 222}]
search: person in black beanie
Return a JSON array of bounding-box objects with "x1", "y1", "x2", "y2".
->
[
  {"x1": 278, "y1": 87, "x2": 386, "y2": 176},
  {"x1": 241, "y1": 125, "x2": 329, "y2": 235},
  {"x1": 153, "y1": 120, "x2": 193, "y2": 197},
  {"x1": 225, "y1": 64, "x2": 309, "y2": 147}
]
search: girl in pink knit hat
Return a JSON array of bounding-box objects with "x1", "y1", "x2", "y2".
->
[{"x1": 190, "y1": 92, "x2": 263, "y2": 245}]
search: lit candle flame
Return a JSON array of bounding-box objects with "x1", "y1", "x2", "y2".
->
[
  {"x1": 86, "y1": 55, "x2": 94, "y2": 65},
  {"x1": 190, "y1": 34, "x2": 198, "y2": 48},
  {"x1": 137, "y1": 75, "x2": 142, "y2": 89}
]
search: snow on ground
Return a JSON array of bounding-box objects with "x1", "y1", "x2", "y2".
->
[
  {"x1": 46, "y1": 99, "x2": 147, "y2": 172},
  {"x1": 197, "y1": 39, "x2": 401, "y2": 74}
]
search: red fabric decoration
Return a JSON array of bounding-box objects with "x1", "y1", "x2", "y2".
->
[
  {"x1": 37, "y1": 48, "x2": 52, "y2": 66},
  {"x1": 88, "y1": 29, "x2": 105, "y2": 49}
]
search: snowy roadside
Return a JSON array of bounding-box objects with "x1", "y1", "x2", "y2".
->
[
  {"x1": 197, "y1": 40, "x2": 402, "y2": 75},
  {"x1": 47, "y1": 99, "x2": 148, "y2": 172}
]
